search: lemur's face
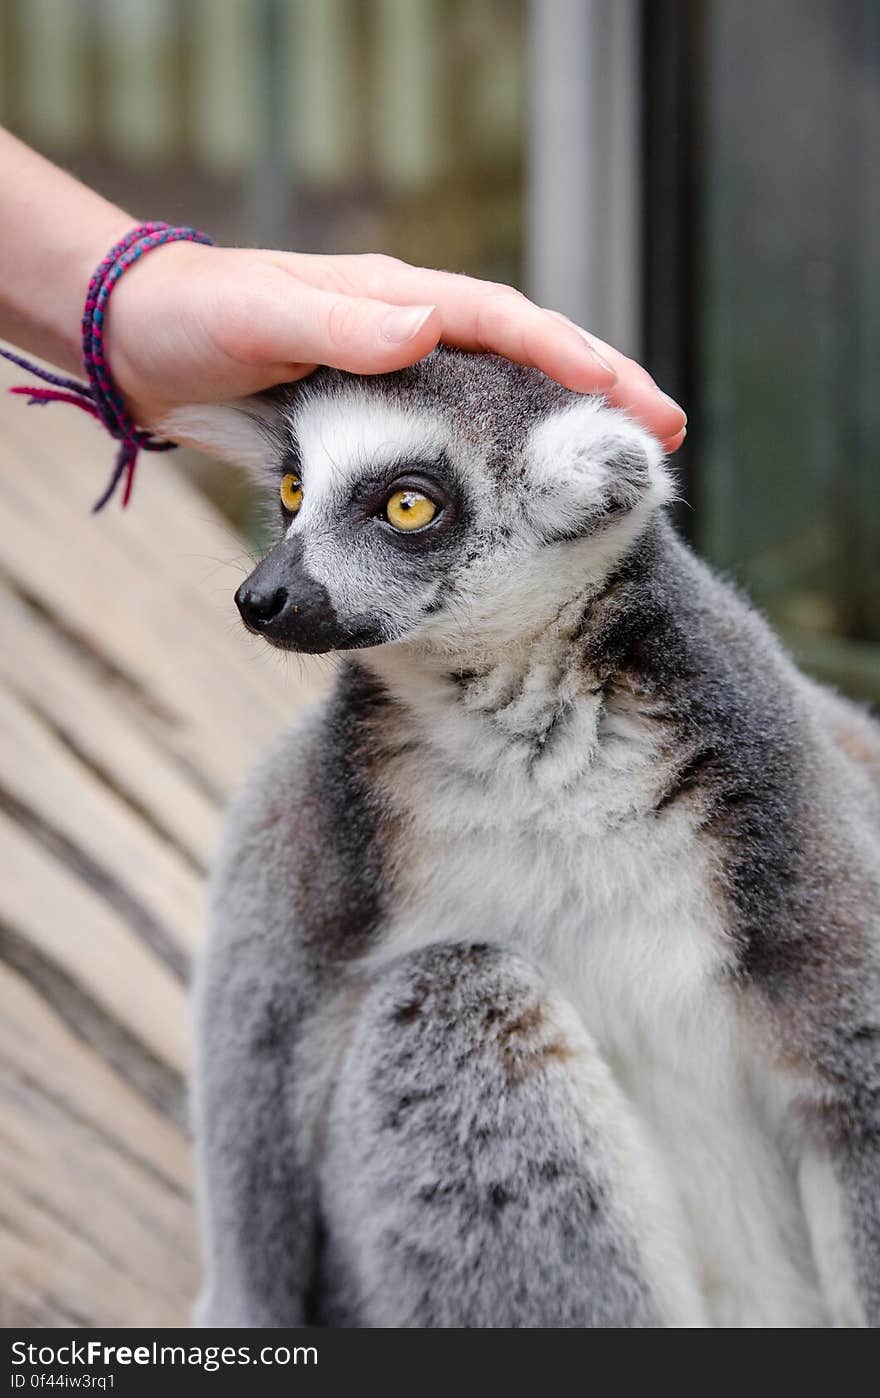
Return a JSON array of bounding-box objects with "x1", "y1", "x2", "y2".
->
[{"x1": 169, "y1": 350, "x2": 671, "y2": 658}]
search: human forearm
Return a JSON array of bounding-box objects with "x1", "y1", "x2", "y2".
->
[{"x1": 0, "y1": 127, "x2": 132, "y2": 375}]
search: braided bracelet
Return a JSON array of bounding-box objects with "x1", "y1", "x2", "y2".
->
[{"x1": 0, "y1": 221, "x2": 214, "y2": 512}]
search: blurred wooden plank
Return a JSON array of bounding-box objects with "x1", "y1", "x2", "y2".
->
[
  {"x1": 0, "y1": 808, "x2": 189, "y2": 1083},
  {"x1": 0, "y1": 579, "x2": 218, "y2": 871},
  {"x1": 0, "y1": 685, "x2": 202, "y2": 968},
  {"x1": 0, "y1": 349, "x2": 329, "y2": 1325},
  {"x1": 0, "y1": 962, "x2": 195, "y2": 1327},
  {"x1": 0, "y1": 962, "x2": 190, "y2": 1190}
]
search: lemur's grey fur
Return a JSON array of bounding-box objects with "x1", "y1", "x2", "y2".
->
[{"x1": 175, "y1": 349, "x2": 880, "y2": 1328}]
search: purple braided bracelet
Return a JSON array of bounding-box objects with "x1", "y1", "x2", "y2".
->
[{"x1": 0, "y1": 221, "x2": 214, "y2": 512}]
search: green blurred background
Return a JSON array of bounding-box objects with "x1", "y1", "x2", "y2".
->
[{"x1": 1, "y1": 0, "x2": 877, "y2": 701}]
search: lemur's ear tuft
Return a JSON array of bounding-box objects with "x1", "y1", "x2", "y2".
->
[
  {"x1": 159, "y1": 397, "x2": 284, "y2": 484},
  {"x1": 524, "y1": 399, "x2": 674, "y2": 543}
]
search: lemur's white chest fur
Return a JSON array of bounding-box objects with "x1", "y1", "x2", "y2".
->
[{"x1": 363, "y1": 647, "x2": 828, "y2": 1328}]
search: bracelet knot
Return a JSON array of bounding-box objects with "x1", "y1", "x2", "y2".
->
[{"x1": 0, "y1": 220, "x2": 214, "y2": 512}]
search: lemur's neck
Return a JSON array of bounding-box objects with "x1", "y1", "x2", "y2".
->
[{"x1": 356, "y1": 516, "x2": 679, "y2": 762}]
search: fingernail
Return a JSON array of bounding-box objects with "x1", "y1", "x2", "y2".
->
[
  {"x1": 571, "y1": 326, "x2": 616, "y2": 375},
  {"x1": 658, "y1": 388, "x2": 686, "y2": 421},
  {"x1": 543, "y1": 309, "x2": 618, "y2": 378},
  {"x1": 381, "y1": 305, "x2": 435, "y2": 343},
  {"x1": 584, "y1": 342, "x2": 616, "y2": 376}
]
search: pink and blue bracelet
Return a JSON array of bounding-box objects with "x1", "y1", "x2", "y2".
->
[{"x1": 0, "y1": 221, "x2": 214, "y2": 512}]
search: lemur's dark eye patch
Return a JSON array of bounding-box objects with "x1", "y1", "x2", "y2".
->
[{"x1": 352, "y1": 462, "x2": 458, "y2": 540}]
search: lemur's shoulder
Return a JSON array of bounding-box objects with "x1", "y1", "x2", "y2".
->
[
  {"x1": 210, "y1": 666, "x2": 397, "y2": 970},
  {"x1": 653, "y1": 523, "x2": 880, "y2": 802},
  {"x1": 805, "y1": 680, "x2": 880, "y2": 798},
  {"x1": 592, "y1": 520, "x2": 880, "y2": 979}
]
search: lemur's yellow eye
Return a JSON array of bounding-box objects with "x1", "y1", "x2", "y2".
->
[
  {"x1": 280, "y1": 473, "x2": 303, "y2": 514},
  {"x1": 385, "y1": 489, "x2": 438, "y2": 531}
]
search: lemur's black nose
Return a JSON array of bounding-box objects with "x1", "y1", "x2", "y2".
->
[
  {"x1": 235, "y1": 544, "x2": 383, "y2": 652},
  {"x1": 235, "y1": 582, "x2": 288, "y2": 631}
]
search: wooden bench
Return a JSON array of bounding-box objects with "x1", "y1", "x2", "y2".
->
[{"x1": 0, "y1": 352, "x2": 323, "y2": 1326}]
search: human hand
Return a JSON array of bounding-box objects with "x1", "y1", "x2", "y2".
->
[{"x1": 106, "y1": 246, "x2": 686, "y2": 451}]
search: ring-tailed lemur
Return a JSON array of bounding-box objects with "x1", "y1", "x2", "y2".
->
[{"x1": 171, "y1": 348, "x2": 880, "y2": 1328}]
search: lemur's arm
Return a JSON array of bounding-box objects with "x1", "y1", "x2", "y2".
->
[
  {"x1": 192, "y1": 928, "x2": 322, "y2": 1327},
  {"x1": 192, "y1": 720, "x2": 339, "y2": 1328},
  {"x1": 840, "y1": 1147, "x2": 880, "y2": 1324},
  {"x1": 319, "y1": 942, "x2": 707, "y2": 1327},
  {"x1": 799, "y1": 1073, "x2": 880, "y2": 1326}
]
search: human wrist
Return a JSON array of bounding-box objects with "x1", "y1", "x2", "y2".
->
[
  {"x1": 53, "y1": 208, "x2": 136, "y2": 374},
  {"x1": 1, "y1": 208, "x2": 134, "y2": 377},
  {"x1": 1, "y1": 213, "x2": 214, "y2": 511},
  {"x1": 101, "y1": 237, "x2": 207, "y2": 427}
]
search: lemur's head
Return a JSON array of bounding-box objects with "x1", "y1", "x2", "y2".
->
[{"x1": 169, "y1": 349, "x2": 672, "y2": 660}]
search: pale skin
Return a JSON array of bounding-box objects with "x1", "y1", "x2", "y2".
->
[{"x1": 0, "y1": 128, "x2": 686, "y2": 451}]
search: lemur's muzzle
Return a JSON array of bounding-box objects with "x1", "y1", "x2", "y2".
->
[{"x1": 235, "y1": 543, "x2": 380, "y2": 653}]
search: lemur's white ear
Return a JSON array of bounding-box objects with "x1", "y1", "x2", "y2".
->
[
  {"x1": 159, "y1": 397, "x2": 282, "y2": 483},
  {"x1": 524, "y1": 398, "x2": 673, "y2": 541}
]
